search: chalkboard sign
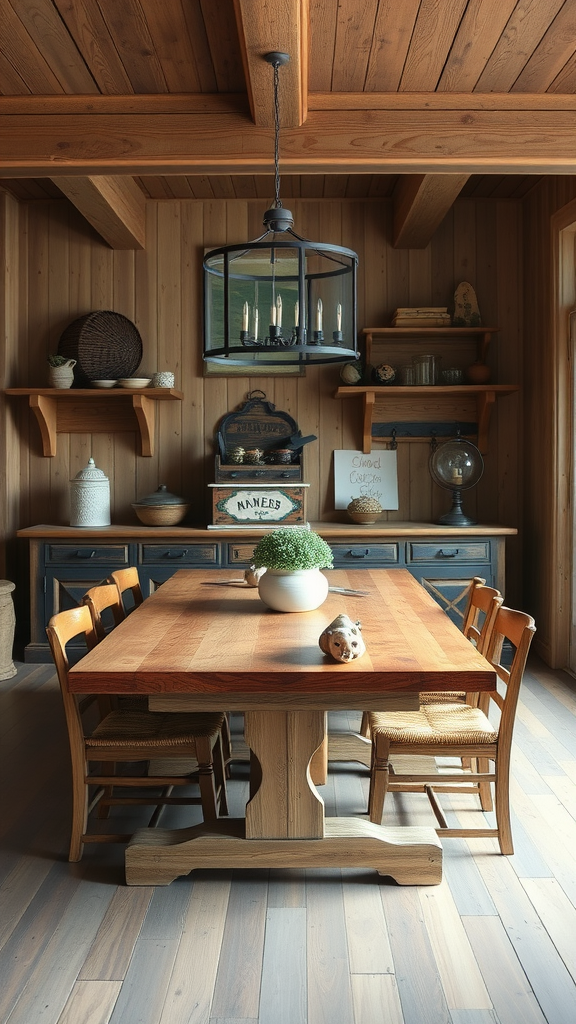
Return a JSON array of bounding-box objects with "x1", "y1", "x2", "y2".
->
[{"x1": 334, "y1": 450, "x2": 399, "y2": 510}]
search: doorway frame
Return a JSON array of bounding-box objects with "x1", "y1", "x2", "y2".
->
[{"x1": 550, "y1": 200, "x2": 576, "y2": 669}]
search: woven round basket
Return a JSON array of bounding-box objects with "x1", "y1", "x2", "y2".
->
[
  {"x1": 132, "y1": 503, "x2": 190, "y2": 526},
  {"x1": 58, "y1": 311, "x2": 143, "y2": 386}
]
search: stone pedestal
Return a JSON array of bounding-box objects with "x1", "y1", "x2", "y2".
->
[{"x1": 0, "y1": 580, "x2": 16, "y2": 680}]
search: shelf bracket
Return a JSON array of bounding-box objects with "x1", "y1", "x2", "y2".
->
[
  {"x1": 362, "y1": 390, "x2": 375, "y2": 454},
  {"x1": 132, "y1": 394, "x2": 155, "y2": 456},
  {"x1": 29, "y1": 394, "x2": 57, "y2": 457}
]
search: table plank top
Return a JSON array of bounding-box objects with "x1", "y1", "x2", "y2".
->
[{"x1": 69, "y1": 569, "x2": 496, "y2": 707}]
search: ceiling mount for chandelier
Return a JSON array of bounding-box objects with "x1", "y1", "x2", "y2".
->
[{"x1": 202, "y1": 51, "x2": 359, "y2": 367}]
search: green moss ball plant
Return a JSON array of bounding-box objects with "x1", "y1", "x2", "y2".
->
[{"x1": 252, "y1": 528, "x2": 334, "y2": 571}]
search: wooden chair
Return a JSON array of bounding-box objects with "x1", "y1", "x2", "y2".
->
[
  {"x1": 367, "y1": 605, "x2": 536, "y2": 854},
  {"x1": 107, "y1": 567, "x2": 144, "y2": 614},
  {"x1": 419, "y1": 577, "x2": 503, "y2": 706},
  {"x1": 82, "y1": 582, "x2": 126, "y2": 642},
  {"x1": 358, "y1": 578, "x2": 503, "y2": 741},
  {"x1": 46, "y1": 605, "x2": 228, "y2": 862}
]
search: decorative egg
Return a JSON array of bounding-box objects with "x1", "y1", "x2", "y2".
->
[
  {"x1": 372, "y1": 363, "x2": 396, "y2": 385},
  {"x1": 340, "y1": 361, "x2": 363, "y2": 385}
]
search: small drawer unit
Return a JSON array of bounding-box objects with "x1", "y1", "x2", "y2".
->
[
  {"x1": 139, "y1": 543, "x2": 220, "y2": 566},
  {"x1": 407, "y1": 541, "x2": 491, "y2": 564},
  {"x1": 226, "y1": 542, "x2": 258, "y2": 567},
  {"x1": 45, "y1": 543, "x2": 130, "y2": 565},
  {"x1": 330, "y1": 543, "x2": 399, "y2": 566}
]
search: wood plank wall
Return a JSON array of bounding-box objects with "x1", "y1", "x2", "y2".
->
[{"x1": 1, "y1": 194, "x2": 522, "y2": 606}]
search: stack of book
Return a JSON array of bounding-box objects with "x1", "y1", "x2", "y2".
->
[{"x1": 391, "y1": 307, "x2": 451, "y2": 328}]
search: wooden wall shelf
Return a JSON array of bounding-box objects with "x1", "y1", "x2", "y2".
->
[
  {"x1": 362, "y1": 326, "x2": 498, "y2": 366},
  {"x1": 4, "y1": 388, "x2": 184, "y2": 457},
  {"x1": 335, "y1": 384, "x2": 519, "y2": 454}
]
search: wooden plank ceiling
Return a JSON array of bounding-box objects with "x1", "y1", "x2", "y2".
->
[{"x1": 1, "y1": 0, "x2": 573, "y2": 249}]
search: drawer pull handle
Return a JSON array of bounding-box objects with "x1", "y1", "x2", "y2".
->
[
  {"x1": 281, "y1": 472, "x2": 290, "y2": 478},
  {"x1": 348, "y1": 549, "x2": 369, "y2": 559},
  {"x1": 230, "y1": 472, "x2": 238, "y2": 478},
  {"x1": 75, "y1": 549, "x2": 96, "y2": 559},
  {"x1": 164, "y1": 550, "x2": 188, "y2": 558},
  {"x1": 254, "y1": 471, "x2": 265, "y2": 477},
  {"x1": 438, "y1": 549, "x2": 459, "y2": 558}
]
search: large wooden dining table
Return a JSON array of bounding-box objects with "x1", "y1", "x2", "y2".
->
[{"x1": 69, "y1": 568, "x2": 497, "y2": 886}]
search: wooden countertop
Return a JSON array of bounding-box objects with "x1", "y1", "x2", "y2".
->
[{"x1": 17, "y1": 521, "x2": 518, "y2": 540}]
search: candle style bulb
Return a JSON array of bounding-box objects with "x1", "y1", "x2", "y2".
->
[
  {"x1": 294, "y1": 300, "x2": 299, "y2": 327},
  {"x1": 276, "y1": 294, "x2": 282, "y2": 329},
  {"x1": 253, "y1": 308, "x2": 259, "y2": 339},
  {"x1": 242, "y1": 301, "x2": 249, "y2": 332},
  {"x1": 336, "y1": 302, "x2": 342, "y2": 332},
  {"x1": 316, "y1": 298, "x2": 323, "y2": 331},
  {"x1": 271, "y1": 303, "x2": 276, "y2": 326}
]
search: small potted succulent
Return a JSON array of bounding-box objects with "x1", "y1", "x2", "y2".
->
[
  {"x1": 47, "y1": 353, "x2": 76, "y2": 388},
  {"x1": 252, "y1": 527, "x2": 334, "y2": 612}
]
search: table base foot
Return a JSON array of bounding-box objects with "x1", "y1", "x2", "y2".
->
[{"x1": 125, "y1": 817, "x2": 442, "y2": 886}]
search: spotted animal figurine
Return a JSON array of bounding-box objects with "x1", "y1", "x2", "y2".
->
[{"x1": 319, "y1": 613, "x2": 366, "y2": 663}]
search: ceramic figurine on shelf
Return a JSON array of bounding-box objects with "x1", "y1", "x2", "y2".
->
[
  {"x1": 319, "y1": 614, "x2": 366, "y2": 662},
  {"x1": 452, "y1": 282, "x2": 482, "y2": 326}
]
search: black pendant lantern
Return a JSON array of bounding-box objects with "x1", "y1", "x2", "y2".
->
[{"x1": 203, "y1": 53, "x2": 359, "y2": 368}]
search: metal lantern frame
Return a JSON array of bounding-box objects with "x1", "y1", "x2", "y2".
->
[
  {"x1": 203, "y1": 232, "x2": 358, "y2": 366},
  {"x1": 203, "y1": 51, "x2": 359, "y2": 368}
]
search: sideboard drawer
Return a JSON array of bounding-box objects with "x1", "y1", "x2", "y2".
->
[
  {"x1": 226, "y1": 543, "x2": 257, "y2": 566},
  {"x1": 407, "y1": 541, "x2": 491, "y2": 564},
  {"x1": 330, "y1": 543, "x2": 399, "y2": 565},
  {"x1": 45, "y1": 543, "x2": 129, "y2": 564},
  {"x1": 139, "y1": 544, "x2": 220, "y2": 566}
]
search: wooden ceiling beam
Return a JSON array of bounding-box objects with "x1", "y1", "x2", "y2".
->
[
  {"x1": 53, "y1": 176, "x2": 146, "y2": 249},
  {"x1": 233, "y1": 0, "x2": 308, "y2": 127},
  {"x1": 393, "y1": 174, "x2": 470, "y2": 249},
  {"x1": 4, "y1": 101, "x2": 576, "y2": 176}
]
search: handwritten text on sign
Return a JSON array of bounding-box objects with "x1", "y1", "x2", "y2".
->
[{"x1": 334, "y1": 450, "x2": 399, "y2": 510}]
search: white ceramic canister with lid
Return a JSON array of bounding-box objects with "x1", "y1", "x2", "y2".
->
[{"x1": 70, "y1": 458, "x2": 111, "y2": 527}]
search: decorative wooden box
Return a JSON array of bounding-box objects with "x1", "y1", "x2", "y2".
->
[
  {"x1": 214, "y1": 391, "x2": 316, "y2": 484},
  {"x1": 209, "y1": 483, "x2": 309, "y2": 527}
]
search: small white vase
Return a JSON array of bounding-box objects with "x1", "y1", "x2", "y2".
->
[{"x1": 258, "y1": 568, "x2": 329, "y2": 613}]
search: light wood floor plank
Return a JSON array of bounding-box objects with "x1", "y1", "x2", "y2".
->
[
  {"x1": 4, "y1": 880, "x2": 114, "y2": 1024},
  {"x1": 158, "y1": 874, "x2": 231, "y2": 1024},
  {"x1": 343, "y1": 871, "x2": 394, "y2": 974},
  {"x1": 350, "y1": 974, "x2": 404, "y2": 1024},
  {"x1": 107, "y1": 938, "x2": 180, "y2": 1024},
  {"x1": 210, "y1": 872, "x2": 268, "y2": 1020},
  {"x1": 520, "y1": 878, "x2": 576, "y2": 984},
  {"x1": 418, "y1": 883, "x2": 492, "y2": 1009},
  {"x1": 306, "y1": 870, "x2": 355, "y2": 1024},
  {"x1": 458, "y1": 823, "x2": 576, "y2": 1024},
  {"x1": 56, "y1": 980, "x2": 122, "y2": 1024},
  {"x1": 259, "y1": 908, "x2": 307, "y2": 1024},
  {"x1": 79, "y1": 887, "x2": 153, "y2": 981},
  {"x1": 463, "y1": 916, "x2": 549, "y2": 1024},
  {"x1": 380, "y1": 885, "x2": 451, "y2": 1024}
]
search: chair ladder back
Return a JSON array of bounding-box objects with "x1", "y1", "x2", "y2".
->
[
  {"x1": 108, "y1": 567, "x2": 144, "y2": 612},
  {"x1": 82, "y1": 582, "x2": 126, "y2": 641},
  {"x1": 46, "y1": 605, "x2": 97, "y2": 746},
  {"x1": 485, "y1": 606, "x2": 536, "y2": 732},
  {"x1": 463, "y1": 584, "x2": 503, "y2": 655}
]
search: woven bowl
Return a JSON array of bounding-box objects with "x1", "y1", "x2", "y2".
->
[
  {"x1": 132, "y1": 503, "x2": 190, "y2": 526},
  {"x1": 58, "y1": 310, "x2": 143, "y2": 386},
  {"x1": 347, "y1": 510, "x2": 381, "y2": 524}
]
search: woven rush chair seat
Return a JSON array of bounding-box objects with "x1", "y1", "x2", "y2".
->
[
  {"x1": 46, "y1": 604, "x2": 229, "y2": 862},
  {"x1": 88, "y1": 710, "x2": 226, "y2": 747},
  {"x1": 369, "y1": 703, "x2": 497, "y2": 747},
  {"x1": 367, "y1": 605, "x2": 536, "y2": 855}
]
